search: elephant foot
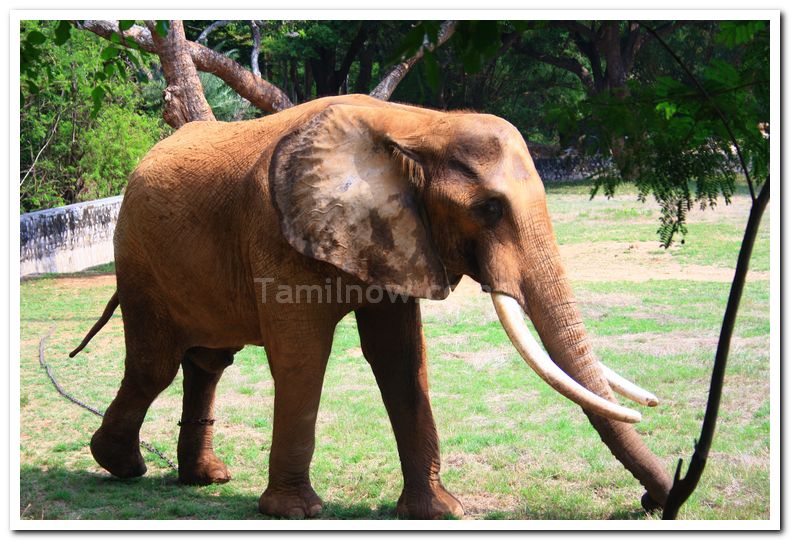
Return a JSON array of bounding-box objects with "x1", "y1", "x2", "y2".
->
[
  {"x1": 178, "y1": 453, "x2": 231, "y2": 486},
  {"x1": 641, "y1": 491, "x2": 663, "y2": 513},
  {"x1": 259, "y1": 483, "x2": 323, "y2": 518},
  {"x1": 90, "y1": 427, "x2": 147, "y2": 479},
  {"x1": 397, "y1": 484, "x2": 464, "y2": 519}
]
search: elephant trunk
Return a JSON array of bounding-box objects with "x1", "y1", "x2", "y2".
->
[{"x1": 492, "y1": 224, "x2": 672, "y2": 507}]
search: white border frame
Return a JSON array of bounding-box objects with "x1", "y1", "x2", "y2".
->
[{"x1": 7, "y1": 8, "x2": 782, "y2": 532}]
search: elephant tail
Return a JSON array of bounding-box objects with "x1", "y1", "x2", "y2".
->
[{"x1": 69, "y1": 291, "x2": 119, "y2": 358}]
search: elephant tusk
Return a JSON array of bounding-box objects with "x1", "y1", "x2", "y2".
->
[
  {"x1": 600, "y1": 363, "x2": 659, "y2": 407},
  {"x1": 491, "y1": 292, "x2": 642, "y2": 424}
]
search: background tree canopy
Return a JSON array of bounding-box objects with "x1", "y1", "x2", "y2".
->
[{"x1": 20, "y1": 19, "x2": 769, "y2": 248}]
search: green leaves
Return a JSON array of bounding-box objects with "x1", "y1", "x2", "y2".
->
[
  {"x1": 26, "y1": 30, "x2": 46, "y2": 45},
  {"x1": 386, "y1": 21, "x2": 450, "y2": 94},
  {"x1": 53, "y1": 20, "x2": 72, "y2": 45},
  {"x1": 716, "y1": 20, "x2": 766, "y2": 48},
  {"x1": 453, "y1": 20, "x2": 501, "y2": 74},
  {"x1": 566, "y1": 21, "x2": 769, "y2": 246},
  {"x1": 100, "y1": 45, "x2": 120, "y2": 61},
  {"x1": 154, "y1": 20, "x2": 170, "y2": 38},
  {"x1": 118, "y1": 20, "x2": 135, "y2": 31},
  {"x1": 90, "y1": 85, "x2": 106, "y2": 116},
  {"x1": 387, "y1": 21, "x2": 433, "y2": 65},
  {"x1": 422, "y1": 49, "x2": 440, "y2": 91},
  {"x1": 655, "y1": 101, "x2": 678, "y2": 120}
]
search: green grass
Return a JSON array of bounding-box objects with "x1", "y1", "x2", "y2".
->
[{"x1": 19, "y1": 190, "x2": 771, "y2": 520}]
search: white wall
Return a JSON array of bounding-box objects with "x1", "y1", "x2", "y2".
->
[{"x1": 20, "y1": 196, "x2": 123, "y2": 277}]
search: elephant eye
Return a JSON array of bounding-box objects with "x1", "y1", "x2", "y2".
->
[{"x1": 476, "y1": 197, "x2": 504, "y2": 226}]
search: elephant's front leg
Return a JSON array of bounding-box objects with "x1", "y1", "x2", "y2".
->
[
  {"x1": 355, "y1": 298, "x2": 464, "y2": 519},
  {"x1": 258, "y1": 315, "x2": 335, "y2": 519}
]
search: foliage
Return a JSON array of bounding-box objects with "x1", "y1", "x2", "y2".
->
[
  {"x1": 547, "y1": 21, "x2": 769, "y2": 246},
  {"x1": 78, "y1": 105, "x2": 166, "y2": 201},
  {"x1": 20, "y1": 20, "x2": 168, "y2": 213},
  {"x1": 19, "y1": 19, "x2": 770, "y2": 227},
  {"x1": 199, "y1": 73, "x2": 257, "y2": 121}
]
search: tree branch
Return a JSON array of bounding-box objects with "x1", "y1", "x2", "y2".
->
[
  {"x1": 78, "y1": 20, "x2": 293, "y2": 113},
  {"x1": 21, "y1": 108, "x2": 62, "y2": 186},
  {"x1": 250, "y1": 21, "x2": 261, "y2": 77},
  {"x1": 662, "y1": 176, "x2": 769, "y2": 519},
  {"x1": 196, "y1": 20, "x2": 231, "y2": 44},
  {"x1": 334, "y1": 22, "x2": 368, "y2": 91},
  {"x1": 515, "y1": 41, "x2": 594, "y2": 90},
  {"x1": 370, "y1": 20, "x2": 457, "y2": 101}
]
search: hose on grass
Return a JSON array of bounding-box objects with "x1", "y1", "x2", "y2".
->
[{"x1": 37, "y1": 327, "x2": 177, "y2": 471}]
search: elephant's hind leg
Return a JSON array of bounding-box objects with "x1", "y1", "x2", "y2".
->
[
  {"x1": 177, "y1": 347, "x2": 237, "y2": 486},
  {"x1": 91, "y1": 347, "x2": 181, "y2": 479}
]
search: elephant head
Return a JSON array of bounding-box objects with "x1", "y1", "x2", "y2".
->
[{"x1": 270, "y1": 100, "x2": 672, "y2": 509}]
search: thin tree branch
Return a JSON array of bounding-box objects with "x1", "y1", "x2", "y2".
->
[
  {"x1": 640, "y1": 22, "x2": 756, "y2": 202},
  {"x1": 515, "y1": 41, "x2": 594, "y2": 90},
  {"x1": 370, "y1": 20, "x2": 457, "y2": 101},
  {"x1": 662, "y1": 176, "x2": 770, "y2": 519},
  {"x1": 250, "y1": 20, "x2": 261, "y2": 77},
  {"x1": 197, "y1": 20, "x2": 231, "y2": 44},
  {"x1": 21, "y1": 109, "x2": 62, "y2": 186},
  {"x1": 78, "y1": 20, "x2": 293, "y2": 113},
  {"x1": 335, "y1": 22, "x2": 368, "y2": 90}
]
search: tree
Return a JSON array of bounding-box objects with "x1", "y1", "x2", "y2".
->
[
  {"x1": 19, "y1": 19, "x2": 460, "y2": 209},
  {"x1": 74, "y1": 19, "x2": 457, "y2": 126},
  {"x1": 19, "y1": 20, "x2": 168, "y2": 212}
]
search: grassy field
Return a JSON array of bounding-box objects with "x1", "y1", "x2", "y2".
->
[{"x1": 18, "y1": 184, "x2": 772, "y2": 521}]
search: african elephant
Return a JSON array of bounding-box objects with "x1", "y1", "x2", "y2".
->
[{"x1": 71, "y1": 94, "x2": 671, "y2": 519}]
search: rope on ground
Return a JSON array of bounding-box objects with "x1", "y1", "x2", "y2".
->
[{"x1": 37, "y1": 327, "x2": 177, "y2": 471}]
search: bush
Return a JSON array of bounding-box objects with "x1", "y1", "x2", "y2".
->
[{"x1": 78, "y1": 105, "x2": 166, "y2": 201}]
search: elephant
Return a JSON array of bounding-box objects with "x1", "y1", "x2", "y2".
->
[{"x1": 71, "y1": 94, "x2": 671, "y2": 519}]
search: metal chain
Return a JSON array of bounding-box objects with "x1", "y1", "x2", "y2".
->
[{"x1": 37, "y1": 328, "x2": 178, "y2": 471}]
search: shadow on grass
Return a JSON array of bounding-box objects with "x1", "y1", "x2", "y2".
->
[
  {"x1": 19, "y1": 465, "x2": 401, "y2": 521},
  {"x1": 20, "y1": 465, "x2": 652, "y2": 521}
]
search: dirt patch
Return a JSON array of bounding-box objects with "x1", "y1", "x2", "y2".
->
[
  {"x1": 421, "y1": 277, "x2": 493, "y2": 323},
  {"x1": 344, "y1": 347, "x2": 364, "y2": 359},
  {"x1": 486, "y1": 389, "x2": 540, "y2": 414},
  {"x1": 590, "y1": 330, "x2": 719, "y2": 358},
  {"x1": 43, "y1": 274, "x2": 116, "y2": 290},
  {"x1": 457, "y1": 492, "x2": 519, "y2": 519},
  {"x1": 560, "y1": 241, "x2": 768, "y2": 283},
  {"x1": 681, "y1": 373, "x2": 768, "y2": 425},
  {"x1": 442, "y1": 346, "x2": 512, "y2": 371},
  {"x1": 445, "y1": 451, "x2": 493, "y2": 470},
  {"x1": 591, "y1": 331, "x2": 768, "y2": 360}
]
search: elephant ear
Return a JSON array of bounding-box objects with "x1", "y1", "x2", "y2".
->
[{"x1": 270, "y1": 104, "x2": 450, "y2": 300}]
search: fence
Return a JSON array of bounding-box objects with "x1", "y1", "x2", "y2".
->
[{"x1": 20, "y1": 196, "x2": 123, "y2": 277}]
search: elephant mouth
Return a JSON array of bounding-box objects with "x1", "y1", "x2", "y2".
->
[{"x1": 490, "y1": 292, "x2": 658, "y2": 423}]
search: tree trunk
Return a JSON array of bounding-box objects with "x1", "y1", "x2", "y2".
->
[
  {"x1": 355, "y1": 47, "x2": 374, "y2": 94},
  {"x1": 291, "y1": 61, "x2": 303, "y2": 103},
  {"x1": 601, "y1": 22, "x2": 628, "y2": 98},
  {"x1": 304, "y1": 62, "x2": 313, "y2": 101},
  {"x1": 147, "y1": 20, "x2": 215, "y2": 128}
]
